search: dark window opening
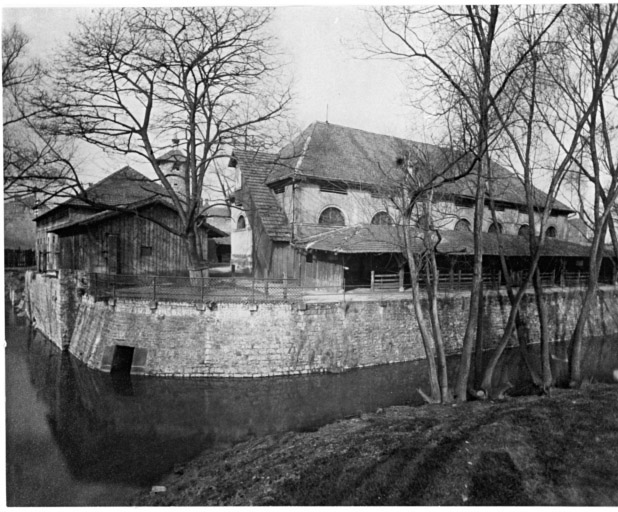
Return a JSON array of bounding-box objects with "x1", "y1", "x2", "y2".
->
[
  {"x1": 306, "y1": 253, "x2": 313, "y2": 263},
  {"x1": 319, "y1": 207, "x2": 345, "y2": 226},
  {"x1": 111, "y1": 345, "x2": 135, "y2": 374},
  {"x1": 417, "y1": 214, "x2": 432, "y2": 230},
  {"x1": 140, "y1": 245, "x2": 153, "y2": 257},
  {"x1": 518, "y1": 224, "x2": 531, "y2": 237},
  {"x1": 546, "y1": 226, "x2": 557, "y2": 238},
  {"x1": 319, "y1": 182, "x2": 348, "y2": 195},
  {"x1": 371, "y1": 211, "x2": 394, "y2": 225},
  {"x1": 492, "y1": 202, "x2": 506, "y2": 211},
  {"x1": 454, "y1": 219, "x2": 472, "y2": 232},
  {"x1": 237, "y1": 215, "x2": 246, "y2": 229},
  {"x1": 488, "y1": 222, "x2": 503, "y2": 234},
  {"x1": 273, "y1": 185, "x2": 285, "y2": 194},
  {"x1": 454, "y1": 197, "x2": 475, "y2": 208}
]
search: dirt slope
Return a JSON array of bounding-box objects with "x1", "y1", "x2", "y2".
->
[{"x1": 134, "y1": 383, "x2": 618, "y2": 506}]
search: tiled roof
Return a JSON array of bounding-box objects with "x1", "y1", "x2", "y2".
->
[
  {"x1": 266, "y1": 122, "x2": 573, "y2": 213},
  {"x1": 233, "y1": 149, "x2": 291, "y2": 242},
  {"x1": 294, "y1": 224, "x2": 597, "y2": 258},
  {"x1": 35, "y1": 166, "x2": 168, "y2": 220}
]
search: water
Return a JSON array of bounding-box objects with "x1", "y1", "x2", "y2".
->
[{"x1": 6, "y1": 303, "x2": 618, "y2": 506}]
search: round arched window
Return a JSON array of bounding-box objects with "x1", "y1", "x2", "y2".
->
[
  {"x1": 454, "y1": 219, "x2": 472, "y2": 232},
  {"x1": 371, "y1": 211, "x2": 394, "y2": 225},
  {"x1": 488, "y1": 222, "x2": 503, "y2": 234},
  {"x1": 518, "y1": 224, "x2": 530, "y2": 237},
  {"x1": 237, "y1": 215, "x2": 246, "y2": 230},
  {"x1": 546, "y1": 226, "x2": 557, "y2": 238},
  {"x1": 319, "y1": 207, "x2": 345, "y2": 226}
]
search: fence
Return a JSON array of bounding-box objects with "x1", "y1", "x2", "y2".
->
[
  {"x1": 87, "y1": 268, "x2": 613, "y2": 304},
  {"x1": 5, "y1": 249, "x2": 36, "y2": 268},
  {"x1": 88, "y1": 273, "x2": 314, "y2": 303}
]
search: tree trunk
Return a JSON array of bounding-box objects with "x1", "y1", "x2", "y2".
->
[
  {"x1": 533, "y1": 268, "x2": 552, "y2": 391},
  {"x1": 425, "y1": 249, "x2": 450, "y2": 402},
  {"x1": 185, "y1": 231, "x2": 208, "y2": 284},
  {"x1": 406, "y1": 246, "x2": 440, "y2": 403}
]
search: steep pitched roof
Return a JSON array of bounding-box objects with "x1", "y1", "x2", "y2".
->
[
  {"x1": 294, "y1": 224, "x2": 597, "y2": 258},
  {"x1": 35, "y1": 166, "x2": 168, "y2": 221},
  {"x1": 266, "y1": 122, "x2": 573, "y2": 214},
  {"x1": 232, "y1": 149, "x2": 291, "y2": 242}
]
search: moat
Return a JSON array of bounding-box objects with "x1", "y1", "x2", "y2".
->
[{"x1": 6, "y1": 301, "x2": 618, "y2": 506}]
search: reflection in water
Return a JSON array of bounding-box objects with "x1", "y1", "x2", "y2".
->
[{"x1": 6, "y1": 302, "x2": 618, "y2": 506}]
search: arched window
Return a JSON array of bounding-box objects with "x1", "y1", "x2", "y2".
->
[
  {"x1": 237, "y1": 215, "x2": 246, "y2": 230},
  {"x1": 319, "y1": 207, "x2": 345, "y2": 226},
  {"x1": 546, "y1": 226, "x2": 557, "y2": 238},
  {"x1": 371, "y1": 211, "x2": 394, "y2": 225},
  {"x1": 518, "y1": 224, "x2": 530, "y2": 238},
  {"x1": 488, "y1": 222, "x2": 503, "y2": 234},
  {"x1": 454, "y1": 219, "x2": 472, "y2": 232}
]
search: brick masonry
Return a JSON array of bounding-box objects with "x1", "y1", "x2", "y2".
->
[{"x1": 25, "y1": 271, "x2": 618, "y2": 377}]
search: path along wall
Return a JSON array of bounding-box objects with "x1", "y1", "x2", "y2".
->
[{"x1": 25, "y1": 271, "x2": 618, "y2": 377}]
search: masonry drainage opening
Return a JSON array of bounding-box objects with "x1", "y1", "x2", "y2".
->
[{"x1": 110, "y1": 345, "x2": 135, "y2": 374}]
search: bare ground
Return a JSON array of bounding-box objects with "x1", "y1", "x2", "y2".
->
[{"x1": 133, "y1": 383, "x2": 618, "y2": 506}]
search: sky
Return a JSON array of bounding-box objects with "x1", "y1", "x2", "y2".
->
[{"x1": 2, "y1": 6, "x2": 424, "y2": 186}]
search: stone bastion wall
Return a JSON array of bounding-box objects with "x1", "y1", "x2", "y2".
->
[{"x1": 24, "y1": 270, "x2": 618, "y2": 377}]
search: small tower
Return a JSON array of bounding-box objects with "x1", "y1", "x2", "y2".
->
[{"x1": 155, "y1": 146, "x2": 187, "y2": 201}]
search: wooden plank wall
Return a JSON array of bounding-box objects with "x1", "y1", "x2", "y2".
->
[{"x1": 57, "y1": 205, "x2": 204, "y2": 275}]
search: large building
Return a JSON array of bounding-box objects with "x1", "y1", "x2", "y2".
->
[{"x1": 229, "y1": 122, "x2": 611, "y2": 287}]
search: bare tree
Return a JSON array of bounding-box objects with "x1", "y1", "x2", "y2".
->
[
  {"x1": 551, "y1": 5, "x2": 618, "y2": 386},
  {"x1": 368, "y1": 5, "x2": 563, "y2": 401},
  {"x1": 36, "y1": 8, "x2": 291, "y2": 273},
  {"x1": 3, "y1": 24, "x2": 76, "y2": 203}
]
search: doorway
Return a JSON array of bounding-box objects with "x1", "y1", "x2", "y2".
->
[{"x1": 111, "y1": 345, "x2": 135, "y2": 374}]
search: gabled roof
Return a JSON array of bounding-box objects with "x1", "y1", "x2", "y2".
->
[
  {"x1": 35, "y1": 166, "x2": 168, "y2": 221},
  {"x1": 49, "y1": 198, "x2": 228, "y2": 237},
  {"x1": 266, "y1": 122, "x2": 573, "y2": 214},
  {"x1": 232, "y1": 149, "x2": 291, "y2": 242},
  {"x1": 294, "y1": 224, "x2": 598, "y2": 258}
]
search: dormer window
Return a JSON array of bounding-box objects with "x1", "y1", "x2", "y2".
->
[{"x1": 273, "y1": 185, "x2": 285, "y2": 194}]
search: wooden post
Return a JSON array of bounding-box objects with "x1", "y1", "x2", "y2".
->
[
  {"x1": 371, "y1": 270, "x2": 375, "y2": 292},
  {"x1": 399, "y1": 267, "x2": 404, "y2": 292},
  {"x1": 265, "y1": 279, "x2": 269, "y2": 297},
  {"x1": 283, "y1": 271, "x2": 288, "y2": 300},
  {"x1": 449, "y1": 267, "x2": 454, "y2": 290},
  {"x1": 458, "y1": 270, "x2": 462, "y2": 290},
  {"x1": 231, "y1": 264, "x2": 235, "y2": 276},
  {"x1": 153, "y1": 276, "x2": 157, "y2": 301},
  {"x1": 201, "y1": 276, "x2": 205, "y2": 302}
]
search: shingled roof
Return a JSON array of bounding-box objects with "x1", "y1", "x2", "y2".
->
[
  {"x1": 266, "y1": 122, "x2": 573, "y2": 214},
  {"x1": 232, "y1": 149, "x2": 291, "y2": 242},
  {"x1": 294, "y1": 224, "x2": 597, "y2": 258},
  {"x1": 35, "y1": 166, "x2": 168, "y2": 221}
]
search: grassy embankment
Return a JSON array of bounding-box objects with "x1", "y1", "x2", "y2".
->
[{"x1": 135, "y1": 383, "x2": 618, "y2": 506}]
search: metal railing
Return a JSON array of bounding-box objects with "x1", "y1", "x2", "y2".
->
[{"x1": 87, "y1": 269, "x2": 614, "y2": 304}]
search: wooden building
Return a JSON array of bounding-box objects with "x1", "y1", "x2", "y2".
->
[{"x1": 35, "y1": 166, "x2": 227, "y2": 276}]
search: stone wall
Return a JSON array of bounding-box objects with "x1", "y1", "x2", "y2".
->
[
  {"x1": 25, "y1": 270, "x2": 618, "y2": 377},
  {"x1": 65, "y1": 285, "x2": 618, "y2": 377},
  {"x1": 24, "y1": 270, "x2": 85, "y2": 350}
]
